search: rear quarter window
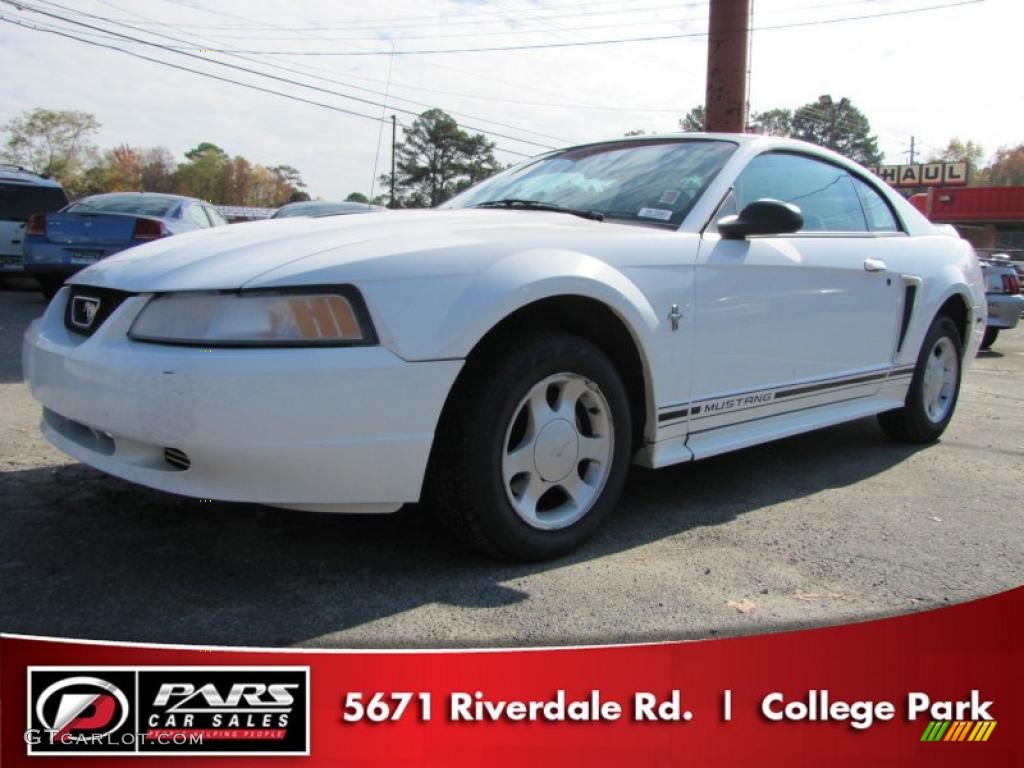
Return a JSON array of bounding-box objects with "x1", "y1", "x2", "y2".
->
[{"x1": 853, "y1": 177, "x2": 901, "y2": 233}]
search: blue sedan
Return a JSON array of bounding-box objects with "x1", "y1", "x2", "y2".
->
[{"x1": 22, "y1": 192, "x2": 228, "y2": 298}]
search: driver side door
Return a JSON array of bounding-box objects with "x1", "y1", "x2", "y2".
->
[{"x1": 688, "y1": 152, "x2": 905, "y2": 454}]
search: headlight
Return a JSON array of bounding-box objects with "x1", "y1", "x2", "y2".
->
[{"x1": 128, "y1": 287, "x2": 377, "y2": 347}]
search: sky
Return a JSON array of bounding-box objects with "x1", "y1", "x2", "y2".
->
[{"x1": 0, "y1": 0, "x2": 1020, "y2": 201}]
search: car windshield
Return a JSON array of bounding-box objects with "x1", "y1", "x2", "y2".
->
[
  {"x1": 447, "y1": 139, "x2": 737, "y2": 228},
  {"x1": 0, "y1": 183, "x2": 69, "y2": 221},
  {"x1": 66, "y1": 194, "x2": 179, "y2": 217},
  {"x1": 272, "y1": 202, "x2": 370, "y2": 218}
]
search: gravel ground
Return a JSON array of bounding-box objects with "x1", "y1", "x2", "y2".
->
[{"x1": 1, "y1": 285, "x2": 1021, "y2": 648}]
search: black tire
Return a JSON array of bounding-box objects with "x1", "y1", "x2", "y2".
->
[
  {"x1": 878, "y1": 314, "x2": 963, "y2": 443},
  {"x1": 429, "y1": 332, "x2": 632, "y2": 561},
  {"x1": 981, "y1": 326, "x2": 999, "y2": 350},
  {"x1": 38, "y1": 277, "x2": 62, "y2": 300}
]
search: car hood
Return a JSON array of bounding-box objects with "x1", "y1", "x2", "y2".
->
[{"x1": 69, "y1": 209, "x2": 662, "y2": 292}]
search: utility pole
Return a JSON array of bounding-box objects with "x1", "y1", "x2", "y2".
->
[
  {"x1": 390, "y1": 115, "x2": 397, "y2": 209},
  {"x1": 908, "y1": 135, "x2": 917, "y2": 164},
  {"x1": 705, "y1": 0, "x2": 751, "y2": 133}
]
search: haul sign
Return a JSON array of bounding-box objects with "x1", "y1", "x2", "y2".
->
[{"x1": 871, "y1": 161, "x2": 968, "y2": 188}]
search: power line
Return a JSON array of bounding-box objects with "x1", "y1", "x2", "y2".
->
[
  {"x1": 163, "y1": 12, "x2": 705, "y2": 43},
  {"x1": 0, "y1": 15, "x2": 382, "y2": 124},
  {"x1": 0, "y1": 14, "x2": 536, "y2": 159},
  {"x1": 133, "y1": 0, "x2": 890, "y2": 41},
  {"x1": 369, "y1": 45, "x2": 395, "y2": 201},
  {"x1": 150, "y1": 0, "x2": 684, "y2": 117},
  {"x1": 5, "y1": 0, "x2": 953, "y2": 162},
  {"x1": 3, "y1": 1, "x2": 560, "y2": 151},
  {"x1": 33, "y1": 0, "x2": 575, "y2": 145},
  {"x1": 146, "y1": 0, "x2": 714, "y2": 33},
  {"x1": 40, "y1": 2, "x2": 929, "y2": 153},
  {"x1": 88, "y1": 0, "x2": 697, "y2": 114},
  {"x1": 182, "y1": 1, "x2": 984, "y2": 55}
]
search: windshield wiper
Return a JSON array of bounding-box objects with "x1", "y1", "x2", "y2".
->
[{"x1": 472, "y1": 199, "x2": 604, "y2": 222}]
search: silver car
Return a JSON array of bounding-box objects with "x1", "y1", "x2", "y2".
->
[{"x1": 978, "y1": 253, "x2": 1023, "y2": 349}]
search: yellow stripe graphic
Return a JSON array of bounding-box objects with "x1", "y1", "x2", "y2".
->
[
  {"x1": 968, "y1": 722, "x2": 984, "y2": 741},
  {"x1": 981, "y1": 721, "x2": 996, "y2": 741}
]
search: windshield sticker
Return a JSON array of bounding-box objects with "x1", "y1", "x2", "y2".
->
[
  {"x1": 658, "y1": 190, "x2": 680, "y2": 205},
  {"x1": 637, "y1": 207, "x2": 673, "y2": 221}
]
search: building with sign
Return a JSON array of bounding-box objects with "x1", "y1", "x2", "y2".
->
[
  {"x1": 909, "y1": 186, "x2": 1024, "y2": 258},
  {"x1": 873, "y1": 161, "x2": 969, "y2": 189}
]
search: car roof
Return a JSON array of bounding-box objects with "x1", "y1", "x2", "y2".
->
[
  {"x1": 0, "y1": 165, "x2": 65, "y2": 188},
  {"x1": 279, "y1": 200, "x2": 374, "y2": 208},
  {"x1": 562, "y1": 132, "x2": 858, "y2": 161},
  {"x1": 76, "y1": 191, "x2": 201, "y2": 203}
]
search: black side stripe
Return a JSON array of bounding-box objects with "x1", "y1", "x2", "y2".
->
[
  {"x1": 657, "y1": 365, "x2": 916, "y2": 426},
  {"x1": 658, "y1": 408, "x2": 689, "y2": 423},
  {"x1": 775, "y1": 371, "x2": 889, "y2": 399},
  {"x1": 688, "y1": 393, "x2": 872, "y2": 436},
  {"x1": 689, "y1": 379, "x2": 891, "y2": 423}
]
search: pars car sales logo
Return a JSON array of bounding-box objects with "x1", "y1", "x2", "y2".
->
[{"x1": 26, "y1": 666, "x2": 309, "y2": 756}]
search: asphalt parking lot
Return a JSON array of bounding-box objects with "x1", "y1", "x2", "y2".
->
[{"x1": 1, "y1": 285, "x2": 1021, "y2": 648}]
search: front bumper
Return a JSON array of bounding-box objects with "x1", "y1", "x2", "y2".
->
[
  {"x1": 986, "y1": 292, "x2": 1024, "y2": 330},
  {"x1": 23, "y1": 288, "x2": 462, "y2": 511}
]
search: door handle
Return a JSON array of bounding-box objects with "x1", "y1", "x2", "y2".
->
[{"x1": 864, "y1": 258, "x2": 887, "y2": 272}]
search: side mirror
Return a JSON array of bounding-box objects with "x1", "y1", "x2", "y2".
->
[{"x1": 717, "y1": 199, "x2": 804, "y2": 239}]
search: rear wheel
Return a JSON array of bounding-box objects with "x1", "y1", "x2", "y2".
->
[
  {"x1": 430, "y1": 333, "x2": 632, "y2": 561},
  {"x1": 878, "y1": 314, "x2": 962, "y2": 443},
  {"x1": 981, "y1": 326, "x2": 999, "y2": 350}
]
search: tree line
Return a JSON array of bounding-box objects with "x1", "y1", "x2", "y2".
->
[
  {"x1": 670, "y1": 94, "x2": 1024, "y2": 186},
  {"x1": 1, "y1": 108, "x2": 309, "y2": 205},
  {"x1": 6, "y1": 105, "x2": 1021, "y2": 213}
]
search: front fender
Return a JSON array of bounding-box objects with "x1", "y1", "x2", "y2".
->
[{"x1": 361, "y1": 248, "x2": 659, "y2": 362}]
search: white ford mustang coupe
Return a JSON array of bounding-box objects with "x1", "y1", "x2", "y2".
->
[{"x1": 23, "y1": 134, "x2": 985, "y2": 560}]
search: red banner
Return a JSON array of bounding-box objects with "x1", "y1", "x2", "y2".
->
[{"x1": 2, "y1": 587, "x2": 1020, "y2": 766}]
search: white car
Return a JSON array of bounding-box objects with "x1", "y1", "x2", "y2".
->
[{"x1": 23, "y1": 134, "x2": 986, "y2": 560}]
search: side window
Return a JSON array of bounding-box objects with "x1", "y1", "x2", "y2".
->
[
  {"x1": 204, "y1": 205, "x2": 228, "y2": 227},
  {"x1": 735, "y1": 153, "x2": 867, "y2": 233},
  {"x1": 853, "y1": 177, "x2": 900, "y2": 232},
  {"x1": 184, "y1": 204, "x2": 210, "y2": 228}
]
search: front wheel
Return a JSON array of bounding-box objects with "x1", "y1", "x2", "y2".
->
[
  {"x1": 878, "y1": 314, "x2": 962, "y2": 443},
  {"x1": 430, "y1": 333, "x2": 632, "y2": 561},
  {"x1": 981, "y1": 326, "x2": 999, "y2": 350}
]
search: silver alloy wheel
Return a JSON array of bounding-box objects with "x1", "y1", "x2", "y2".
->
[
  {"x1": 921, "y1": 336, "x2": 958, "y2": 423},
  {"x1": 501, "y1": 373, "x2": 614, "y2": 530}
]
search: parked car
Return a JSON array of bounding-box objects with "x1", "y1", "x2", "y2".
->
[
  {"x1": 0, "y1": 165, "x2": 68, "y2": 284},
  {"x1": 271, "y1": 200, "x2": 382, "y2": 218},
  {"x1": 976, "y1": 253, "x2": 1023, "y2": 349},
  {"x1": 22, "y1": 192, "x2": 228, "y2": 298},
  {"x1": 23, "y1": 135, "x2": 986, "y2": 561}
]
